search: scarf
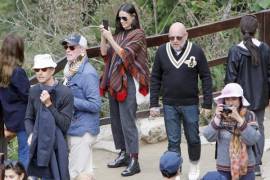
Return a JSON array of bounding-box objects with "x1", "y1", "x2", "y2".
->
[
  {"x1": 63, "y1": 55, "x2": 84, "y2": 85},
  {"x1": 100, "y1": 28, "x2": 149, "y2": 102},
  {"x1": 229, "y1": 130, "x2": 248, "y2": 180},
  {"x1": 228, "y1": 110, "x2": 248, "y2": 180}
]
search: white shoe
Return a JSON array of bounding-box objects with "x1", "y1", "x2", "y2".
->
[
  {"x1": 175, "y1": 175, "x2": 181, "y2": 180},
  {"x1": 188, "y1": 160, "x2": 200, "y2": 180}
]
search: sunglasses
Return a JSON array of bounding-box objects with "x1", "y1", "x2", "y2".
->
[
  {"x1": 63, "y1": 45, "x2": 76, "y2": 51},
  {"x1": 117, "y1": 16, "x2": 128, "y2": 21},
  {"x1": 33, "y1": 68, "x2": 49, "y2": 72},
  {"x1": 168, "y1": 36, "x2": 183, "y2": 41}
]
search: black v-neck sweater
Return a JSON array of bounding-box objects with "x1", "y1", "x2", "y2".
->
[{"x1": 150, "y1": 42, "x2": 213, "y2": 109}]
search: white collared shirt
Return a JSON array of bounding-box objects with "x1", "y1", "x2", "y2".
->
[{"x1": 238, "y1": 38, "x2": 261, "y2": 49}]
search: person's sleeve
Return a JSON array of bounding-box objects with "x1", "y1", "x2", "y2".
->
[
  {"x1": 11, "y1": 68, "x2": 30, "y2": 102},
  {"x1": 150, "y1": 49, "x2": 162, "y2": 108},
  {"x1": 24, "y1": 94, "x2": 35, "y2": 135},
  {"x1": 224, "y1": 47, "x2": 239, "y2": 84},
  {"x1": 48, "y1": 89, "x2": 74, "y2": 133},
  {"x1": 73, "y1": 73, "x2": 101, "y2": 113},
  {"x1": 239, "y1": 111, "x2": 261, "y2": 146},
  {"x1": 202, "y1": 117, "x2": 220, "y2": 142},
  {"x1": 197, "y1": 48, "x2": 212, "y2": 109},
  {"x1": 239, "y1": 123, "x2": 260, "y2": 146}
]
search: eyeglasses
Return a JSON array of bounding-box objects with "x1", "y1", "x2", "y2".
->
[
  {"x1": 33, "y1": 68, "x2": 48, "y2": 72},
  {"x1": 168, "y1": 36, "x2": 183, "y2": 41},
  {"x1": 63, "y1": 45, "x2": 76, "y2": 51},
  {"x1": 117, "y1": 16, "x2": 128, "y2": 21}
]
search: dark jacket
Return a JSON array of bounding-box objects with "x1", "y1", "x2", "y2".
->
[
  {"x1": 0, "y1": 67, "x2": 29, "y2": 132},
  {"x1": 25, "y1": 83, "x2": 73, "y2": 179},
  {"x1": 225, "y1": 42, "x2": 270, "y2": 110}
]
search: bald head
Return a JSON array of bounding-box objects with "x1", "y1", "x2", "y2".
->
[
  {"x1": 169, "y1": 22, "x2": 187, "y2": 35},
  {"x1": 168, "y1": 22, "x2": 188, "y2": 51}
]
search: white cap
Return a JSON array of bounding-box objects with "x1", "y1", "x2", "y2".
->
[{"x1": 32, "y1": 54, "x2": 57, "y2": 69}]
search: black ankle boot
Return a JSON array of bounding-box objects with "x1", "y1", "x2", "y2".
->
[
  {"x1": 121, "y1": 157, "x2": 141, "y2": 176},
  {"x1": 107, "y1": 151, "x2": 130, "y2": 168}
]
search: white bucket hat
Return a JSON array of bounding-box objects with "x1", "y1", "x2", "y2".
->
[
  {"x1": 214, "y1": 83, "x2": 250, "y2": 106},
  {"x1": 32, "y1": 54, "x2": 57, "y2": 69}
]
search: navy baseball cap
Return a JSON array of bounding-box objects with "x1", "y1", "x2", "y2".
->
[
  {"x1": 61, "y1": 34, "x2": 87, "y2": 48},
  {"x1": 160, "y1": 151, "x2": 182, "y2": 174}
]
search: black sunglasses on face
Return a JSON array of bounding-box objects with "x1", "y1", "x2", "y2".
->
[
  {"x1": 168, "y1": 36, "x2": 183, "y2": 41},
  {"x1": 63, "y1": 45, "x2": 76, "y2": 51},
  {"x1": 118, "y1": 16, "x2": 128, "y2": 21},
  {"x1": 33, "y1": 68, "x2": 49, "y2": 73}
]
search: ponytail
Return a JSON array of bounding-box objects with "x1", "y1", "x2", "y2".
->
[{"x1": 240, "y1": 15, "x2": 260, "y2": 66}]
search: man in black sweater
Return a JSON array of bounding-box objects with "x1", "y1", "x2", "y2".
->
[
  {"x1": 150, "y1": 22, "x2": 213, "y2": 180},
  {"x1": 25, "y1": 54, "x2": 73, "y2": 179}
]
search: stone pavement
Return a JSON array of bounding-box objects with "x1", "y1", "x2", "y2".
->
[{"x1": 92, "y1": 110, "x2": 270, "y2": 180}]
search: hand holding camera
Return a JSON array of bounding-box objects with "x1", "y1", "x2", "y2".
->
[
  {"x1": 221, "y1": 105, "x2": 233, "y2": 115},
  {"x1": 217, "y1": 104, "x2": 244, "y2": 125},
  {"x1": 215, "y1": 104, "x2": 234, "y2": 119}
]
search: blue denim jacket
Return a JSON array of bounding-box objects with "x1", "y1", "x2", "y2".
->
[{"x1": 67, "y1": 57, "x2": 101, "y2": 136}]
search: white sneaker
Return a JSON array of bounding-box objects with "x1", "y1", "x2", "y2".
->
[
  {"x1": 188, "y1": 160, "x2": 200, "y2": 180},
  {"x1": 175, "y1": 175, "x2": 181, "y2": 180}
]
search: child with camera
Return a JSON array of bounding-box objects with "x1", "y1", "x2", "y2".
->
[{"x1": 202, "y1": 83, "x2": 260, "y2": 180}]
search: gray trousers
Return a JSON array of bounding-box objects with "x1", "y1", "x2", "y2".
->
[
  {"x1": 109, "y1": 75, "x2": 139, "y2": 154},
  {"x1": 253, "y1": 109, "x2": 265, "y2": 165}
]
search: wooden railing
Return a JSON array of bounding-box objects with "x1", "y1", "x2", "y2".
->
[{"x1": 29, "y1": 9, "x2": 270, "y2": 126}]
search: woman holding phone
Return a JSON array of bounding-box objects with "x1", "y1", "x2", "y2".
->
[{"x1": 99, "y1": 3, "x2": 149, "y2": 177}]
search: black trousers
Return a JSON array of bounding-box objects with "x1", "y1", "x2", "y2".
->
[{"x1": 109, "y1": 74, "x2": 139, "y2": 154}]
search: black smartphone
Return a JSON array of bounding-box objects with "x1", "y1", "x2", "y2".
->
[{"x1": 102, "y1": 19, "x2": 109, "y2": 30}]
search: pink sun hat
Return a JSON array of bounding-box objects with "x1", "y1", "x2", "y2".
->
[{"x1": 214, "y1": 83, "x2": 250, "y2": 106}]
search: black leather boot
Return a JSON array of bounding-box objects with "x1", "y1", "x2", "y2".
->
[
  {"x1": 107, "y1": 151, "x2": 130, "y2": 168},
  {"x1": 121, "y1": 157, "x2": 141, "y2": 176}
]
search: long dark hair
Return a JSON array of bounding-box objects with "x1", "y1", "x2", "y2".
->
[
  {"x1": 240, "y1": 15, "x2": 260, "y2": 66},
  {"x1": 0, "y1": 34, "x2": 25, "y2": 87},
  {"x1": 115, "y1": 3, "x2": 141, "y2": 35}
]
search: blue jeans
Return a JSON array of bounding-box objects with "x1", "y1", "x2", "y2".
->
[
  {"x1": 17, "y1": 130, "x2": 29, "y2": 168},
  {"x1": 163, "y1": 105, "x2": 201, "y2": 161},
  {"x1": 218, "y1": 170, "x2": 255, "y2": 180}
]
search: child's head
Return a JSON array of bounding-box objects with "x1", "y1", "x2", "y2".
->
[
  {"x1": 4, "y1": 160, "x2": 27, "y2": 180},
  {"x1": 159, "y1": 151, "x2": 182, "y2": 178}
]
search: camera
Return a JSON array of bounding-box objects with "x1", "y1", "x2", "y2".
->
[{"x1": 221, "y1": 105, "x2": 232, "y2": 114}]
